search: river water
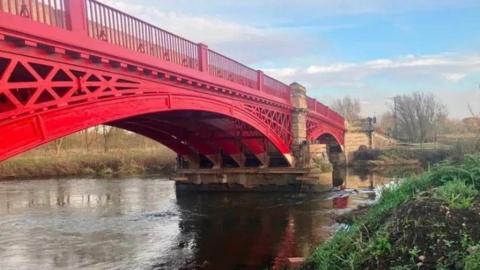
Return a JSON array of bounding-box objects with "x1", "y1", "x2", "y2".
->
[{"x1": 0, "y1": 167, "x2": 418, "y2": 270}]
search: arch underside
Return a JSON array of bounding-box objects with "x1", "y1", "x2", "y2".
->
[
  {"x1": 0, "y1": 48, "x2": 293, "y2": 168},
  {"x1": 307, "y1": 117, "x2": 345, "y2": 148},
  {"x1": 307, "y1": 118, "x2": 346, "y2": 165},
  {"x1": 111, "y1": 110, "x2": 288, "y2": 168}
]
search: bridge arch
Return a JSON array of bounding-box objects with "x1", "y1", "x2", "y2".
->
[
  {"x1": 314, "y1": 133, "x2": 343, "y2": 153},
  {"x1": 309, "y1": 130, "x2": 346, "y2": 166},
  {"x1": 0, "y1": 93, "x2": 293, "y2": 167},
  {"x1": 308, "y1": 119, "x2": 344, "y2": 146},
  {"x1": 0, "y1": 47, "x2": 294, "y2": 167}
]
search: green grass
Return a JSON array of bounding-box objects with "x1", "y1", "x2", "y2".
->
[
  {"x1": 434, "y1": 180, "x2": 478, "y2": 209},
  {"x1": 305, "y1": 154, "x2": 480, "y2": 270}
]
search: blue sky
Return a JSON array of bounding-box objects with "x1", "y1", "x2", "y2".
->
[{"x1": 102, "y1": 0, "x2": 480, "y2": 118}]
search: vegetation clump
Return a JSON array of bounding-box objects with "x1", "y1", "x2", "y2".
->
[
  {"x1": 434, "y1": 180, "x2": 478, "y2": 209},
  {"x1": 303, "y1": 155, "x2": 480, "y2": 270},
  {"x1": 312, "y1": 156, "x2": 333, "y2": 173}
]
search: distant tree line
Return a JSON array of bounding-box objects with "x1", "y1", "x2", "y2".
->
[{"x1": 331, "y1": 92, "x2": 479, "y2": 144}]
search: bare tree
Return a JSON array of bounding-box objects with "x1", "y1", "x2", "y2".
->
[
  {"x1": 391, "y1": 92, "x2": 447, "y2": 143},
  {"x1": 101, "y1": 125, "x2": 115, "y2": 152},
  {"x1": 54, "y1": 138, "x2": 65, "y2": 155},
  {"x1": 378, "y1": 112, "x2": 395, "y2": 136},
  {"x1": 331, "y1": 96, "x2": 361, "y2": 121},
  {"x1": 82, "y1": 127, "x2": 99, "y2": 152},
  {"x1": 467, "y1": 104, "x2": 480, "y2": 150}
]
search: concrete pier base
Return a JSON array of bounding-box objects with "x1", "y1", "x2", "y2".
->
[{"x1": 174, "y1": 168, "x2": 335, "y2": 193}]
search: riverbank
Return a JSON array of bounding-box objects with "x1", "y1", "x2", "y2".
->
[
  {"x1": 352, "y1": 142, "x2": 479, "y2": 168},
  {"x1": 0, "y1": 149, "x2": 176, "y2": 180},
  {"x1": 303, "y1": 155, "x2": 480, "y2": 269}
]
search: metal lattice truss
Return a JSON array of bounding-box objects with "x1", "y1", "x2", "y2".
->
[
  {"x1": 244, "y1": 104, "x2": 292, "y2": 147},
  {"x1": 0, "y1": 55, "x2": 142, "y2": 121}
]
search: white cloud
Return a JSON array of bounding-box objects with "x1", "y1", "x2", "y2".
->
[
  {"x1": 444, "y1": 73, "x2": 466, "y2": 82},
  {"x1": 266, "y1": 53, "x2": 480, "y2": 118},
  {"x1": 302, "y1": 54, "x2": 479, "y2": 76},
  {"x1": 98, "y1": 0, "x2": 314, "y2": 65},
  {"x1": 270, "y1": 54, "x2": 480, "y2": 79},
  {"x1": 306, "y1": 64, "x2": 354, "y2": 74},
  {"x1": 263, "y1": 68, "x2": 297, "y2": 78},
  {"x1": 100, "y1": 0, "x2": 260, "y2": 44}
]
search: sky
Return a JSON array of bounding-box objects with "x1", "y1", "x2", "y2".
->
[{"x1": 101, "y1": 0, "x2": 480, "y2": 118}]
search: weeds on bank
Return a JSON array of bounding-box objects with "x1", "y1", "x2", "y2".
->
[
  {"x1": 312, "y1": 157, "x2": 333, "y2": 173},
  {"x1": 434, "y1": 180, "x2": 478, "y2": 209},
  {"x1": 305, "y1": 154, "x2": 480, "y2": 270}
]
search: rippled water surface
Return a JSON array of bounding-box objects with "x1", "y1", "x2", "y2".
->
[{"x1": 0, "y1": 168, "x2": 416, "y2": 269}]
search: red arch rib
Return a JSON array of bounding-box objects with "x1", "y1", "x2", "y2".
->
[{"x1": 0, "y1": 94, "x2": 292, "y2": 164}]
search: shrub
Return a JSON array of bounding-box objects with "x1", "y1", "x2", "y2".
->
[
  {"x1": 312, "y1": 157, "x2": 333, "y2": 172},
  {"x1": 434, "y1": 180, "x2": 478, "y2": 209},
  {"x1": 354, "y1": 149, "x2": 382, "y2": 161}
]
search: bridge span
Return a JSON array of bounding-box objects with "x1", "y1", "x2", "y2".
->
[{"x1": 0, "y1": 0, "x2": 345, "y2": 189}]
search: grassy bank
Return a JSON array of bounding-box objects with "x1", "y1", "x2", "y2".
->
[
  {"x1": 304, "y1": 155, "x2": 480, "y2": 269},
  {"x1": 0, "y1": 149, "x2": 176, "y2": 180},
  {"x1": 354, "y1": 140, "x2": 480, "y2": 168}
]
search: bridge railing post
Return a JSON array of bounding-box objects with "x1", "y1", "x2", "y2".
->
[
  {"x1": 257, "y1": 70, "x2": 264, "y2": 91},
  {"x1": 198, "y1": 43, "x2": 209, "y2": 72},
  {"x1": 65, "y1": 0, "x2": 88, "y2": 36}
]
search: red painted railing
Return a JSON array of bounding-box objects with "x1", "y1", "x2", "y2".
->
[
  {"x1": 208, "y1": 50, "x2": 258, "y2": 89},
  {"x1": 307, "y1": 97, "x2": 344, "y2": 124},
  {"x1": 84, "y1": 0, "x2": 293, "y2": 98},
  {"x1": 0, "y1": 0, "x2": 343, "y2": 127},
  {"x1": 86, "y1": 0, "x2": 199, "y2": 70},
  {"x1": 263, "y1": 74, "x2": 290, "y2": 100},
  {"x1": 0, "y1": 0, "x2": 67, "y2": 28}
]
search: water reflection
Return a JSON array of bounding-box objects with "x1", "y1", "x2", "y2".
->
[{"x1": 0, "y1": 167, "x2": 420, "y2": 270}]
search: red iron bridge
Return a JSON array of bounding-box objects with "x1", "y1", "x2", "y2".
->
[{"x1": 0, "y1": 0, "x2": 345, "y2": 176}]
